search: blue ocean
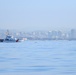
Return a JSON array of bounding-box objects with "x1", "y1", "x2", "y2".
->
[{"x1": 0, "y1": 40, "x2": 76, "y2": 75}]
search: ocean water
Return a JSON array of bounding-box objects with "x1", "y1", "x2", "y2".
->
[{"x1": 0, "y1": 40, "x2": 76, "y2": 75}]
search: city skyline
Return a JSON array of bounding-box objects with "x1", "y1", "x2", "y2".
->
[{"x1": 0, "y1": 28, "x2": 76, "y2": 40}]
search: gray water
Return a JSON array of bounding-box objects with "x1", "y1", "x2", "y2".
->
[{"x1": 0, "y1": 40, "x2": 76, "y2": 75}]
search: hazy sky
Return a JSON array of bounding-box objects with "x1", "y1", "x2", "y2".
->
[{"x1": 0, "y1": 0, "x2": 76, "y2": 31}]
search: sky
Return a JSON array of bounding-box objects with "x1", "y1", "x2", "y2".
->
[{"x1": 0, "y1": 0, "x2": 76, "y2": 32}]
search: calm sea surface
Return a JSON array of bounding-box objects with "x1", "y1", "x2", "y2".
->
[{"x1": 0, "y1": 40, "x2": 76, "y2": 75}]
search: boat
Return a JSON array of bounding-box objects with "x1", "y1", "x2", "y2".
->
[
  {"x1": 0, "y1": 30, "x2": 26, "y2": 42},
  {"x1": 1, "y1": 30, "x2": 19, "y2": 42},
  {"x1": 4, "y1": 35, "x2": 19, "y2": 42},
  {"x1": 19, "y1": 38, "x2": 27, "y2": 42}
]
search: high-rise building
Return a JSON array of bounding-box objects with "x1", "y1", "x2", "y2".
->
[{"x1": 69, "y1": 29, "x2": 76, "y2": 40}]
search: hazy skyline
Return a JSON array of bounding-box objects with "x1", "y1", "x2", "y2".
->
[{"x1": 0, "y1": 0, "x2": 76, "y2": 32}]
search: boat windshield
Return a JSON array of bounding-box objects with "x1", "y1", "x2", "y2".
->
[{"x1": 7, "y1": 36, "x2": 11, "y2": 38}]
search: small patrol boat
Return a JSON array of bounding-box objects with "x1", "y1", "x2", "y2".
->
[{"x1": 4, "y1": 35, "x2": 19, "y2": 42}]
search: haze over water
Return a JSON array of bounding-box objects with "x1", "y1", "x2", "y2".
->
[
  {"x1": 0, "y1": 0, "x2": 76, "y2": 31},
  {"x1": 0, "y1": 41, "x2": 76, "y2": 75}
]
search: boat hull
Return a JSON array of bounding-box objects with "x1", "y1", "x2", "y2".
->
[
  {"x1": 0, "y1": 39, "x2": 4, "y2": 42},
  {"x1": 4, "y1": 39, "x2": 19, "y2": 42}
]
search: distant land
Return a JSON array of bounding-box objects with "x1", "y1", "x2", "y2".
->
[{"x1": 0, "y1": 29, "x2": 76, "y2": 40}]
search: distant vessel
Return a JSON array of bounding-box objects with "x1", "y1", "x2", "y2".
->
[
  {"x1": 0, "y1": 30, "x2": 27, "y2": 42},
  {"x1": 4, "y1": 35, "x2": 19, "y2": 42},
  {"x1": 0, "y1": 30, "x2": 19, "y2": 42},
  {"x1": 19, "y1": 38, "x2": 27, "y2": 42},
  {"x1": 0, "y1": 35, "x2": 19, "y2": 42},
  {"x1": 3, "y1": 30, "x2": 19, "y2": 42}
]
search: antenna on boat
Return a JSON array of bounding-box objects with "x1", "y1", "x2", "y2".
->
[{"x1": 6, "y1": 29, "x2": 9, "y2": 35}]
